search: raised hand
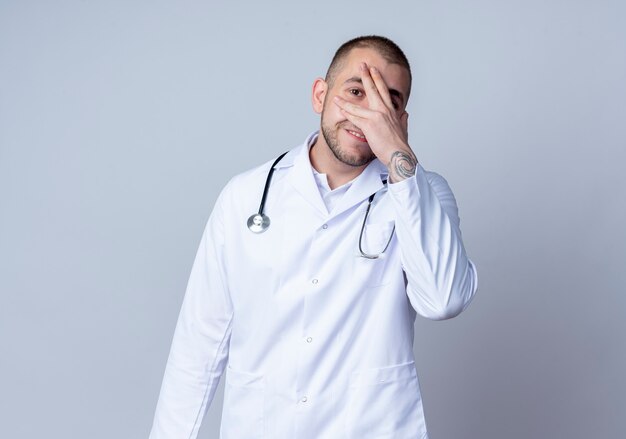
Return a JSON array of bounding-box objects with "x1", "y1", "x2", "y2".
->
[{"x1": 333, "y1": 62, "x2": 418, "y2": 183}]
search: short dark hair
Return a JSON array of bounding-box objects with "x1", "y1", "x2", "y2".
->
[{"x1": 324, "y1": 35, "x2": 412, "y2": 94}]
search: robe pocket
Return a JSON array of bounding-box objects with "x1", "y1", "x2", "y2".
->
[
  {"x1": 353, "y1": 220, "x2": 396, "y2": 287},
  {"x1": 221, "y1": 364, "x2": 265, "y2": 439},
  {"x1": 346, "y1": 360, "x2": 426, "y2": 439}
]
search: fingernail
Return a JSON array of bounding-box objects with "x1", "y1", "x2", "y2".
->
[
  {"x1": 360, "y1": 62, "x2": 366, "y2": 70},
  {"x1": 371, "y1": 66, "x2": 378, "y2": 73}
]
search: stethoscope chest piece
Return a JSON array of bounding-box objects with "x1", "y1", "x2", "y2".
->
[
  {"x1": 247, "y1": 150, "x2": 289, "y2": 234},
  {"x1": 247, "y1": 213, "x2": 270, "y2": 233}
]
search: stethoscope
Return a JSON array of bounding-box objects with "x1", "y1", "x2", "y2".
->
[{"x1": 247, "y1": 152, "x2": 395, "y2": 259}]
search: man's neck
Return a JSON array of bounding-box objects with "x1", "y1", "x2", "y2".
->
[{"x1": 309, "y1": 136, "x2": 368, "y2": 190}]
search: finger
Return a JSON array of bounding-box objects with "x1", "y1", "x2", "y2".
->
[
  {"x1": 359, "y1": 63, "x2": 386, "y2": 110},
  {"x1": 339, "y1": 107, "x2": 365, "y2": 129},
  {"x1": 369, "y1": 66, "x2": 395, "y2": 110},
  {"x1": 401, "y1": 111, "x2": 409, "y2": 139},
  {"x1": 400, "y1": 111, "x2": 409, "y2": 137},
  {"x1": 334, "y1": 95, "x2": 375, "y2": 119}
]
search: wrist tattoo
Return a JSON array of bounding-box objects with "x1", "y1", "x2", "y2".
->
[{"x1": 389, "y1": 150, "x2": 417, "y2": 182}]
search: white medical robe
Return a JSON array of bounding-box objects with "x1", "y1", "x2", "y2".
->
[{"x1": 149, "y1": 131, "x2": 478, "y2": 439}]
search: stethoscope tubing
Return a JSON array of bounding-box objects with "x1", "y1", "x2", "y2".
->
[
  {"x1": 358, "y1": 180, "x2": 395, "y2": 259},
  {"x1": 249, "y1": 152, "x2": 395, "y2": 258},
  {"x1": 257, "y1": 151, "x2": 289, "y2": 216}
]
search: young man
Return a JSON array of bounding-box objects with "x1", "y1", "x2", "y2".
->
[{"x1": 150, "y1": 35, "x2": 478, "y2": 439}]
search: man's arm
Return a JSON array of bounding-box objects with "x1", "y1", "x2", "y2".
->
[
  {"x1": 149, "y1": 185, "x2": 234, "y2": 438},
  {"x1": 334, "y1": 62, "x2": 477, "y2": 320},
  {"x1": 386, "y1": 166, "x2": 478, "y2": 320}
]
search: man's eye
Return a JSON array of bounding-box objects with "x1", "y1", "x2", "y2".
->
[{"x1": 349, "y1": 89, "x2": 362, "y2": 97}]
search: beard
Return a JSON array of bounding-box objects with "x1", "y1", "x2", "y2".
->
[{"x1": 320, "y1": 108, "x2": 375, "y2": 168}]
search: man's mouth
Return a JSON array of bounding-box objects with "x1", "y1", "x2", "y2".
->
[{"x1": 346, "y1": 129, "x2": 367, "y2": 142}]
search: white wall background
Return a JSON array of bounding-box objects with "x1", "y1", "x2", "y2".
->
[{"x1": 1, "y1": 0, "x2": 624, "y2": 438}]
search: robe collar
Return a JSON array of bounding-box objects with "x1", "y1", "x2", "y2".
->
[{"x1": 279, "y1": 131, "x2": 389, "y2": 219}]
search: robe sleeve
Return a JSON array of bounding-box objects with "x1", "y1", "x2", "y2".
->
[
  {"x1": 149, "y1": 183, "x2": 234, "y2": 438},
  {"x1": 386, "y1": 164, "x2": 478, "y2": 320}
]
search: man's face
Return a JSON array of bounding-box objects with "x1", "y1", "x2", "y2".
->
[{"x1": 315, "y1": 47, "x2": 411, "y2": 167}]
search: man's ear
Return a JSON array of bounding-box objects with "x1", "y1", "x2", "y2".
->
[{"x1": 311, "y1": 78, "x2": 328, "y2": 114}]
